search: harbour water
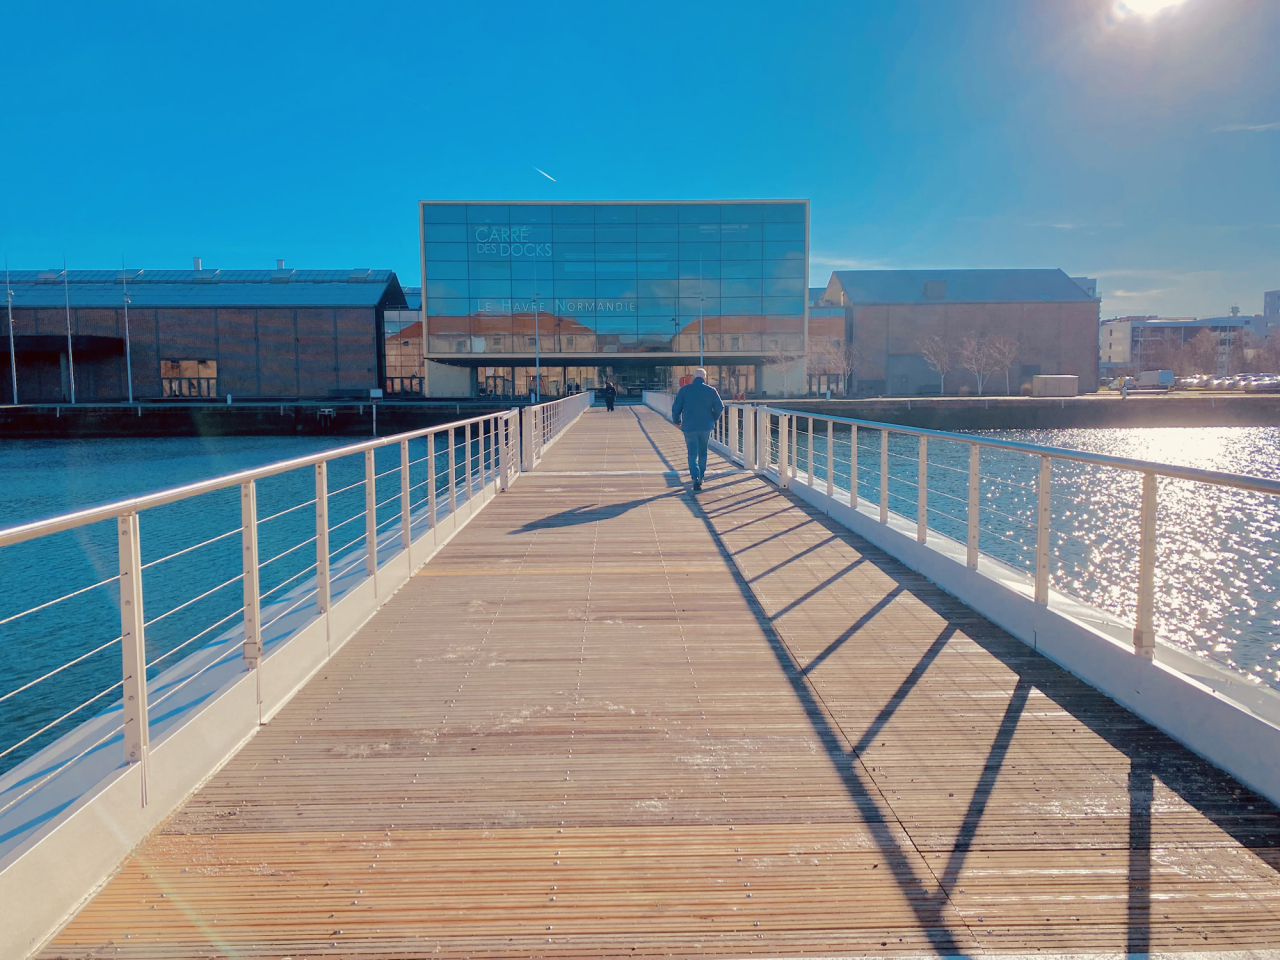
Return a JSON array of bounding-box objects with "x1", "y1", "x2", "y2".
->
[
  {"x1": 837, "y1": 425, "x2": 1280, "y2": 691},
  {"x1": 0, "y1": 434, "x2": 445, "y2": 775},
  {"x1": 1, "y1": 426, "x2": 1278, "y2": 778}
]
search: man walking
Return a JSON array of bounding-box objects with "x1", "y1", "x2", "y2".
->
[
  {"x1": 671, "y1": 368, "x2": 724, "y2": 492},
  {"x1": 603, "y1": 381, "x2": 617, "y2": 412}
]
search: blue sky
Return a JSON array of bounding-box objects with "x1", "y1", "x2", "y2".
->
[{"x1": 0, "y1": 0, "x2": 1275, "y2": 319}]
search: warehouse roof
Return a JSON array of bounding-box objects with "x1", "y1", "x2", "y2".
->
[
  {"x1": 3, "y1": 269, "x2": 406, "y2": 309},
  {"x1": 826, "y1": 269, "x2": 1098, "y2": 305}
]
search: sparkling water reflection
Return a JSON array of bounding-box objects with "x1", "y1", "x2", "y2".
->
[{"x1": 794, "y1": 423, "x2": 1280, "y2": 690}]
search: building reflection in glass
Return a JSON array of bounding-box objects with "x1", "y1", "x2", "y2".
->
[{"x1": 421, "y1": 200, "x2": 807, "y2": 397}]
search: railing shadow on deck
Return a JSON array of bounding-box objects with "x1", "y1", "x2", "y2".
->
[{"x1": 679, "y1": 458, "x2": 1280, "y2": 952}]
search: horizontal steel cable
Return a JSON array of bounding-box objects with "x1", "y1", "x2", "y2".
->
[
  {"x1": 143, "y1": 571, "x2": 243, "y2": 628},
  {"x1": 141, "y1": 526, "x2": 243, "y2": 570},
  {"x1": 978, "y1": 524, "x2": 1036, "y2": 553},
  {"x1": 257, "y1": 535, "x2": 318, "y2": 571},
  {"x1": 0, "y1": 635, "x2": 122, "y2": 706},
  {"x1": 326, "y1": 478, "x2": 366, "y2": 498},
  {"x1": 145, "y1": 605, "x2": 245, "y2": 669},
  {"x1": 0, "y1": 678, "x2": 126, "y2": 762},
  {"x1": 327, "y1": 510, "x2": 367, "y2": 535},
  {"x1": 328, "y1": 531, "x2": 367, "y2": 561},
  {"x1": 260, "y1": 586, "x2": 320, "y2": 632},
  {"x1": 329, "y1": 552, "x2": 372, "y2": 583},
  {"x1": 926, "y1": 487, "x2": 969, "y2": 507},
  {"x1": 257, "y1": 498, "x2": 317, "y2": 525},
  {"x1": 979, "y1": 502, "x2": 1038, "y2": 529},
  {"x1": 0, "y1": 719, "x2": 126, "y2": 819},
  {"x1": 0, "y1": 573, "x2": 121, "y2": 627},
  {"x1": 260, "y1": 562, "x2": 319, "y2": 603},
  {"x1": 979, "y1": 472, "x2": 1038, "y2": 493},
  {"x1": 148, "y1": 645, "x2": 244, "y2": 713}
]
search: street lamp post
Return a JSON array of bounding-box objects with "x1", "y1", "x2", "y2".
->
[
  {"x1": 122, "y1": 263, "x2": 134, "y2": 404},
  {"x1": 63, "y1": 258, "x2": 75, "y2": 404},
  {"x1": 5, "y1": 262, "x2": 16, "y2": 405},
  {"x1": 532, "y1": 289, "x2": 541, "y2": 405},
  {"x1": 698, "y1": 258, "x2": 705, "y2": 367}
]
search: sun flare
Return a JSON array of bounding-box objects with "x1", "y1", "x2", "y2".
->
[{"x1": 1115, "y1": 0, "x2": 1191, "y2": 17}]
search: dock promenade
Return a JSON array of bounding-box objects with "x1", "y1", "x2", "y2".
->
[{"x1": 37, "y1": 407, "x2": 1280, "y2": 957}]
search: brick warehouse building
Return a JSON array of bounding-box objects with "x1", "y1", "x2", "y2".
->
[
  {"x1": 818, "y1": 269, "x2": 1101, "y2": 395},
  {"x1": 1, "y1": 267, "x2": 407, "y2": 403}
]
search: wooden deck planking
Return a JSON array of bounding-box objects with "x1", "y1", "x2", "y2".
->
[{"x1": 40, "y1": 405, "x2": 1280, "y2": 959}]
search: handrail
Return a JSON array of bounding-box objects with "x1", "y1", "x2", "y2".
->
[
  {"x1": 0, "y1": 410, "x2": 506, "y2": 549},
  {"x1": 768, "y1": 405, "x2": 1280, "y2": 497},
  {"x1": 0, "y1": 395, "x2": 594, "y2": 800},
  {"x1": 704, "y1": 401, "x2": 1280, "y2": 689},
  {"x1": 0, "y1": 405, "x2": 529, "y2": 803}
]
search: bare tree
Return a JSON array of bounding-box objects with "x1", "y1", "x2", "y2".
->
[
  {"x1": 1186, "y1": 328, "x2": 1220, "y2": 376},
  {"x1": 917, "y1": 335, "x2": 955, "y2": 394},
  {"x1": 957, "y1": 335, "x2": 1003, "y2": 396},
  {"x1": 1255, "y1": 330, "x2": 1280, "y2": 373},
  {"x1": 808, "y1": 336, "x2": 864, "y2": 395},
  {"x1": 988, "y1": 336, "x2": 1020, "y2": 394},
  {"x1": 767, "y1": 338, "x2": 806, "y2": 397}
]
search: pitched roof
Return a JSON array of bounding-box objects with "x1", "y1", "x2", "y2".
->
[
  {"x1": 3, "y1": 269, "x2": 406, "y2": 309},
  {"x1": 827, "y1": 269, "x2": 1098, "y2": 305}
]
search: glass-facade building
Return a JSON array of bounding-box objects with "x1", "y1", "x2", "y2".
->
[{"x1": 420, "y1": 200, "x2": 808, "y2": 398}]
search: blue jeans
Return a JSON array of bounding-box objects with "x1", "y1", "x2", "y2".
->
[{"x1": 684, "y1": 430, "x2": 710, "y2": 482}]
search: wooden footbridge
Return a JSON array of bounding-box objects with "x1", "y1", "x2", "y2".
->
[{"x1": 20, "y1": 406, "x2": 1280, "y2": 957}]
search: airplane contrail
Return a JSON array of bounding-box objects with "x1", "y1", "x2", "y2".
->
[{"x1": 534, "y1": 167, "x2": 557, "y2": 182}]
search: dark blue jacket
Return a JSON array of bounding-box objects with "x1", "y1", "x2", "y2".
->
[{"x1": 671, "y1": 378, "x2": 724, "y2": 433}]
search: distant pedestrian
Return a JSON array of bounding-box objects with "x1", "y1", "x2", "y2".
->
[
  {"x1": 671, "y1": 368, "x2": 724, "y2": 492},
  {"x1": 603, "y1": 381, "x2": 617, "y2": 412},
  {"x1": 1121, "y1": 378, "x2": 1128, "y2": 400}
]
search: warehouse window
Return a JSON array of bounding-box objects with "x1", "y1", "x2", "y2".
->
[{"x1": 161, "y1": 359, "x2": 218, "y2": 398}]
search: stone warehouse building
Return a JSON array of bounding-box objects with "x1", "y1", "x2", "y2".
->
[
  {"x1": 1, "y1": 267, "x2": 407, "y2": 403},
  {"x1": 817, "y1": 269, "x2": 1101, "y2": 394}
]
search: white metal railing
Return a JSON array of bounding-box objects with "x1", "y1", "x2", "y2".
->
[
  {"x1": 522, "y1": 391, "x2": 591, "y2": 470},
  {"x1": 710, "y1": 404, "x2": 1280, "y2": 694},
  {"x1": 641, "y1": 390, "x2": 675, "y2": 420},
  {"x1": 0, "y1": 396, "x2": 594, "y2": 828}
]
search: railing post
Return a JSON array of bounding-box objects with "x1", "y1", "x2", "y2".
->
[
  {"x1": 464, "y1": 421, "x2": 473, "y2": 500},
  {"x1": 448, "y1": 426, "x2": 458, "y2": 514},
  {"x1": 117, "y1": 511, "x2": 150, "y2": 803},
  {"x1": 1134, "y1": 471, "x2": 1158, "y2": 658},
  {"x1": 879, "y1": 428, "x2": 889, "y2": 523},
  {"x1": 808, "y1": 416, "x2": 815, "y2": 485},
  {"x1": 240, "y1": 482, "x2": 261, "y2": 670},
  {"x1": 779, "y1": 414, "x2": 790, "y2": 488},
  {"x1": 851, "y1": 424, "x2": 860, "y2": 506},
  {"x1": 521, "y1": 407, "x2": 534, "y2": 472},
  {"x1": 427, "y1": 431, "x2": 438, "y2": 525},
  {"x1": 917, "y1": 436, "x2": 928, "y2": 543},
  {"x1": 400, "y1": 439, "x2": 411, "y2": 550},
  {"x1": 826, "y1": 419, "x2": 834, "y2": 498},
  {"x1": 315, "y1": 462, "x2": 331, "y2": 612},
  {"x1": 1035, "y1": 455, "x2": 1051, "y2": 605},
  {"x1": 497, "y1": 416, "x2": 508, "y2": 492},
  {"x1": 364, "y1": 450, "x2": 377, "y2": 579},
  {"x1": 966, "y1": 444, "x2": 979, "y2": 569}
]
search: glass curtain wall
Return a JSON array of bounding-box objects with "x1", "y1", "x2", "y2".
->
[{"x1": 421, "y1": 201, "x2": 807, "y2": 360}]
